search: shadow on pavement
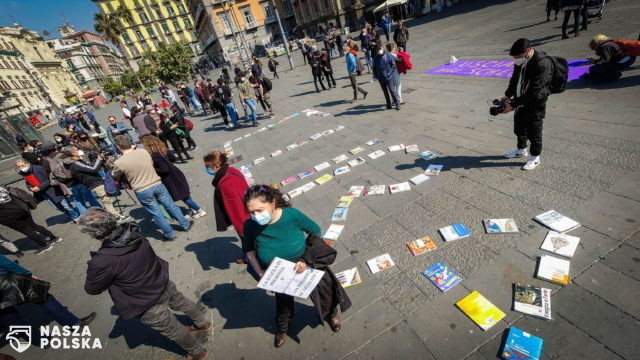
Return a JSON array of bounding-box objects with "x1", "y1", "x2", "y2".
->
[
  {"x1": 45, "y1": 213, "x2": 72, "y2": 227},
  {"x1": 395, "y1": 155, "x2": 523, "y2": 172},
  {"x1": 108, "y1": 306, "x2": 184, "y2": 355},
  {"x1": 567, "y1": 74, "x2": 640, "y2": 90},
  {"x1": 334, "y1": 104, "x2": 385, "y2": 117},
  {"x1": 291, "y1": 90, "x2": 319, "y2": 97},
  {"x1": 128, "y1": 208, "x2": 164, "y2": 240},
  {"x1": 184, "y1": 236, "x2": 242, "y2": 271},
  {"x1": 505, "y1": 20, "x2": 549, "y2": 32},
  {"x1": 317, "y1": 100, "x2": 348, "y2": 107}
]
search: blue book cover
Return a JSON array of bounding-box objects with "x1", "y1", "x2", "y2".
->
[
  {"x1": 453, "y1": 223, "x2": 471, "y2": 237},
  {"x1": 502, "y1": 327, "x2": 544, "y2": 360},
  {"x1": 422, "y1": 262, "x2": 462, "y2": 292}
]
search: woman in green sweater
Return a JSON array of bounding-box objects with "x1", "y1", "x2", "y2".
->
[{"x1": 242, "y1": 185, "x2": 323, "y2": 348}]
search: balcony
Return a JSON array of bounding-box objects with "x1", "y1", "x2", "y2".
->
[{"x1": 245, "y1": 21, "x2": 258, "y2": 29}]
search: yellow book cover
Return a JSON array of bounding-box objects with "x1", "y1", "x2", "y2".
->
[
  {"x1": 456, "y1": 291, "x2": 505, "y2": 330},
  {"x1": 315, "y1": 174, "x2": 334, "y2": 185}
]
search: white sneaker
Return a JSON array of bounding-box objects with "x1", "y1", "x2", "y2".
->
[
  {"x1": 522, "y1": 157, "x2": 541, "y2": 170},
  {"x1": 225, "y1": 125, "x2": 231, "y2": 129},
  {"x1": 193, "y1": 209, "x2": 207, "y2": 219},
  {"x1": 229, "y1": 123, "x2": 235, "y2": 129},
  {"x1": 504, "y1": 149, "x2": 528, "y2": 159}
]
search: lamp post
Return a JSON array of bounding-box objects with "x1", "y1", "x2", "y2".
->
[
  {"x1": 270, "y1": 1, "x2": 294, "y2": 70},
  {"x1": 221, "y1": 0, "x2": 249, "y2": 68}
]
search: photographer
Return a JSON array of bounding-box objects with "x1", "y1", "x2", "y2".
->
[{"x1": 499, "y1": 38, "x2": 553, "y2": 171}]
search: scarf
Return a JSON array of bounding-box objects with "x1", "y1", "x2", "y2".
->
[
  {"x1": 0, "y1": 186, "x2": 11, "y2": 204},
  {"x1": 211, "y1": 164, "x2": 232, "y2": 232}
]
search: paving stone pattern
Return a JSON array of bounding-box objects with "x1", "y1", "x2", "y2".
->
[{"x1": 1, "y1": 0, "x2": 639, "y2": 359}]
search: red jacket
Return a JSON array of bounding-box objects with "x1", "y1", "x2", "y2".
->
[
  {"x1": 217, "y1": 166, "x2": 250, "y2": 236},
  {"x1": 396, "y1": 51, "x2": 413, "y2": 75}
]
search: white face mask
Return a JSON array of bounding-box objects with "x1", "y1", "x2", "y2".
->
[
  {"x1": 78, "y1": 150, "x2": 85, "y2": 157},
  {"x1": 377, "y1": 49, "x2": 384, "y2": 55},
  {"x1": 20, "y1": 166, "x2": 30, "y2": 173},
  {"x1": 513, "y1": 57, "x2": 527, "y2": 66},
  {"x1": 241, "y1": 77, "x2": 246, "y2": 82}
]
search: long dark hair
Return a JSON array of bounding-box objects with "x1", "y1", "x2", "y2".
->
[{"x1": 244, "y1": 185, "x2": 291, "y2": 209}]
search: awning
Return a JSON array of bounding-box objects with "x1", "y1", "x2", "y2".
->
[
  {"x1": 82, "y1": 90, "x2": 98, "y2": 98},
  {"x1": 374, "y1": 0, "x2": 407, "y2": 13}
]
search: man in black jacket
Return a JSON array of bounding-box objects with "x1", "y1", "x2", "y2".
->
[
  {"x1": 500, "y1": 38, "x2": 553, "y2": 171},
  {"x1": 79, "y1": 208, "x2": 211, "y2": 360}
]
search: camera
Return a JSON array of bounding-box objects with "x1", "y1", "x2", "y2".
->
[{"x1": 489, "y1": 98, "x2": 513, "y2": 116}]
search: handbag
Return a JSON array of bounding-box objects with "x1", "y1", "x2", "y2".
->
[
  {"x1": 184, "y1": 118, "x2": 194, "y2": 131},
  {"x1": 0, "y1": 273, "x2": 50, "y2": 309}
]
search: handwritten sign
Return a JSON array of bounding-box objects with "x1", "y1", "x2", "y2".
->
[
  {"x1": 257, "y1": 257, "x2": 325, "y2": 299},
  {"x1": 424, "y1": 59, "x2": 590, "y2": 81}
]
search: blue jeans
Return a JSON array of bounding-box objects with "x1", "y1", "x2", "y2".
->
[
  {"x1": 244, "y1": 99, "x2": 257, "y2": 124},
  {"x1": 41, "y1": 295, "x2": 80, "y2": 326},
  {"x1": 183, "y1": 196, "x2": 200, "y2": 212},
  {"x1": 224, "y1": 102, "x2": 239, "y2": 126},
  {"x1": 135, "y1": 183, "x2": 189, "y2": 238},
  {"x1": 47, "y1": 195, "x2": 79, "y2": 220},
  {"x1": 189, "y1": 96, "x2": 201, "y2": 111},
  {"x1": 70, "y1": 184, "x2": 101, "y2": 214}
]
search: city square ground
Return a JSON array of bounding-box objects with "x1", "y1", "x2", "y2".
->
[{"x1": 1, "y1": 0, "x2": 639, "y2": 358}]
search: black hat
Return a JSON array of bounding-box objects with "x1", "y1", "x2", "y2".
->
[
  {"x1": 509, "y1": 38, "x2": 531, "y2": 56},
  {"x1": 41, "y1": 141, "x2": 56, "y2": 153}
]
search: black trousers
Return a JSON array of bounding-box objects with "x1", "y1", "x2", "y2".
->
[
  {"x1": 514, "y1": 106, "x2": 544, "y2": 156},
  {"x1": 215, "y1": 102, "x2": 229, "y2": 125},
  {"x1": 562, "y1": 9, "x2": 580, "y2": 36},
  {"x1": 546, "y1": 0, "x2": 559, "y2": 18},
  {"x1": 379, "y1": 79, "x2": 399, "y2": 108},
  {"x1": 272, "y1": 70, "x2": 279, "y2": 79},
  {"x1": 166, "y1": 135, "x2": 190, "y2": 160},
  {"x1": 275, "y1": 292, "x2": 294, "y2": 333},
  {"x1": 6, "y1": 213, "x2": 53, "y2": 247},
  {"x1": 313, "y1": 72, "x2": 327, "y2": 92},
  {"x1": 349, "y1": 73, "x2": 367, "y2": 99},
  {"x1": 580, "y1": 6, "x2": 588, "y2": 30},
  {"x1": 322, "y1": 69, "x2": 336, "y2": 87},
  {"x1": 182, "y1": 129, "x2": 197, "y2": 148}
]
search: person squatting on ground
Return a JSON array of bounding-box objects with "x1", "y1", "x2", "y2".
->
[
  {"x1": 111, "y1": 135, "x2": 193, "y2": 241},
  {"x1": 344, "y1": 45, "x2": 368, "y2": 103},
  {"x1": 501, "y1": 38, "x2": 554, "y2": 171},
  {"x1": 372, "y1": 45, "x2": 401, "y2": 111},
  {"x1": 79, "y1": 208, "x2": 211, "y2": 360},
  {"x1": 586, "y1": 34, "x2": 637, "y2": 84}
]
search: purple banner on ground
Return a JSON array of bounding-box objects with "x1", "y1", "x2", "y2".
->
[{"x1": 423, "y1": 59, "x2": 590, "y2": 81}]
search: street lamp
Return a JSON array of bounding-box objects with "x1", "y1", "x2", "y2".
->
[
  {"x1": 221, "y1": 0, "x2": 250, "y2": 68},
  {"x1": 270, "y1": 0, "x2": 294, "y2": 70}
]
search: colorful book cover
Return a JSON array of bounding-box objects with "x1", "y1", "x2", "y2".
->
[
  {"x1": 423, "y1": 262, "x2": 462, "y2": 292},
  {"x1": 456, "y1": 291, "x2": 506, "y2": 331},
  {"x1": 388, "y1": 144, "x2": 405, "y2": 152},
  {"x1": 425, "y1": 164, "x2": 443, "y2": 175},
  {"x1": 409, "y1": 173, "x2": 430, "y2": 185},
  {"x1": 335, "y1": 125, "x2": 345, "y2": 131},
  {"x1": 513, "y1": 283, "x2": 552, "y2": 320},
  {"x1": 271, "y1": 149, "x2": 283, "y2": 157},
  {"x1": 297, "y1": 169, "x2": 316, "y2": 179},
  {"x1": 346, "y1": 185, "x2": 365, "y2": 197},
  {"x1": 309, "y1": 133, "x2": 323, "y2": 140},
  {"x1": 253, "y1": 157, "x2": 265, "y2": 165},
  {"x1": 314, "y1": 162, "x2": 331, "y2": 172},
  {"x1": 439, "y1": 223, "x2": 471, "y2": 241},
  {"x1": 281, "y1": 176, "x2": 297, "y2": 186},
  {"x1": 315, "y1": 174, "x2": 334, "y2": 185},
  {"x1": 366, "y1": 139, "x2": 382, "y2": 146},
  {"x1": 286, "y1": 143, "x2": 299, "y2": 151},
  {"x1": 502, "y1": 327, "x2": 544, "y2": 360},
  {"x1": 347, "y1": 157, "x2": 366, "y2": 167},
  {"x1": 407, "y1": 237, "x2": 438, "y2": 256},
  {"x1": 299, "y1": 182, "x2": 316, "y2": 192},
  {"x1": 419, "y1": 150, "x2": 438, "y2": 160},
  {"x1": 321, "y1": 129, "x2": 335, "y2": 136},
  {"x1": 367, "y1": 254, "x2": 395, "y2": 274},
  {"x1": 332, "y1": 154, "x2": 349, "y2": 163},
  {"x1": 287, "y1": 188, "x2": 302, "y2": 199},
  {"x1": 331, "y1": 207, "x2": 348, "y2": 222},
  {"x1": 336, "y1": 196, "x2": 354, "y2": 208},
  {"x1": 368, "y1": 150, "x2": 386, "y2": 159},
  {"x1": 364, "y1": 185, "x2": 386, "y2": 195},
  {"x1": 484, "y1": 219, "x2": 519, "y2": 234},
  {"x1": 534, "y1": 210, "x2": 580, "y2": 233},
  {"x1": 296, "y1": 139, "x2": 308, "y2": 146},
  {"x1": 405, "y1": 144, "x2": 419, "y2": 153},
  {"x1": 335, "y1": 267, "x2": 361, "y2": 288},
  {"x1": 350, "y1": 146, "x2": 365, "y2": 155},
  {"x1": 390, "y1": 182, "x2": 411, "y2": 194},
  {"x1": 323, "y1": 224, "x2": 344, "y2": 241},
  {"x1": 334, "y1": 166, "x2": 350, "y2": 175},
  {"x1": 540, "y1": 231, "x2": 580, "y2": 258},
  {"x1": 536, "y1": 254, "x2": 570, "y2": 285}
]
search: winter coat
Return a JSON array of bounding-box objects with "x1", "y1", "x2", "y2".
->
[
  {"x1": 63, "y1": 157, "x2": 105, "y2": 190},
  {"x1": 346, "y1": 52, "x2": 358, "y2": 74},
  {"x1": 299, "y1": 235, "x2": 352, "y2": 322},
  {"x1": 372, "y1": 51, "x2": 397, "y2": 82},
  {"x1": 595, "y1": 40, "x2": 626, "y2": 66},
  {"x1": 211, "y1": 165, "x2": 250, "y2": 236},
  {"x1": 393, "y1": 25, "x2": 409, "y2": 44},
  {"x1": 396, "y1": 51, "x2": 412, "y2": 74},
  {"x1": 18, "y1": 164, "x2": 66, "y2": 203},
  {"x1": 505, "y1": 50, "x2": 553, "y2": 109},
  {"x1": 84, "y1": 223, "x2": 169, "y2": 320},
  {"x1": 0, "y1": 254, "x2": 50, "y2": 309},
  {"x1": 150, "y1": 152, "x2": 189, "y2": 201}
]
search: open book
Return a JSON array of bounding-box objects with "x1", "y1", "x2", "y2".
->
[{"x1": 257, "y1": 257, "x2": 325, "y2": 299}]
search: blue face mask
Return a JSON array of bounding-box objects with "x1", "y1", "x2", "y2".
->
[
  {"x1": 251, "y1": 210, "x2": 272, "y2": 226},
  {"x1": 205, "y1": 168, "x2": 216, "y2": 176}
]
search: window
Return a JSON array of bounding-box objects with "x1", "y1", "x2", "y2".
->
[
  {"x1": 146, "y1": 26, "x2": 155, "y2": 37},
  {"x1": 154, "y1": 7, "x2": 163, "y2": 19},
  {"x1": 129, "y1": 46, "x2": 140, "y2": 57},
  {"x1": 135, "y1": 29, "x2": 144, "y2": 41},
  {"x1": 139, "y1": 12, "x2": 149, "y2": 23},
  {"x1": 183, "y1": 18, "x2": 192, "y2": 29},
  {"x1": 177, "y1": 4, "x2": 186, "y2": 14},
  {"x1": 240, "y1": 6, "x2": 255, "y2": 27},
  {"x1": 172, "y1": 20, "x2": 181, "y2": 31},
  {"x1": 161, "y1": 22, "x2": 171, "y2": 34},
  {"x1": 141, "y1": 42, "x2": 150, "y2": 52},
  {"x1": 122, "y1": 33, "x2": 132, "y2": 44},
  {"x1": 167, "y1": 6, "x2": 175, "y2": 16},
  {"x1": 218, "y1": 13, "x2": 232, "y2": 34},
  {"x1": 282, "y1": 0, "x2": 292, "y2": 15},
  {"x1": 262, "y1": 2, "x2": 275, "y2": 22}
]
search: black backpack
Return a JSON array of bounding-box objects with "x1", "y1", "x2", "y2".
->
[
  {"x1": 547, "y1": 55, "x2": 568, "y2": 94},
  {"x1": 261, "y1": 76, "x2": 273, "y2": 92}
]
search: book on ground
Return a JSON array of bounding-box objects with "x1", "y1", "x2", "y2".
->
[
  {"x1": 314, "y1": 162, "x2": 331, "y2": 172},
  {"x1": 281, "y1": 176, "x2": 297, "y2": 186},
  {"x1": 367, "y1": 254, "x2": 395, "y2": 274},
  {"x1": 513, "y1": 282, "x2": 552, "y2": 320},
  {"x1": 332, "y1": 154, "x2": 349, "y2": 163},
  {"x1": 299, "y1": 182, "x2": 316, "y2": 192},
  {"x1": 297, "y1": 169, "x2": 316, "y2": 179},
  {"x1": 324, "y1": 224, "x2": 345, "y2": 241},
  {"x1": 350, "y1": 146, "x2": 365, "y2": 155},
  {"x1": 406, "y1": 144, "x2": 419, "y2": 153},
  {"x1": 336, "y1": 196, "x2": 354, "y2": 208},
  {"x1": 535, "y1": 210, "x2": 580, "y2": 233},
  {"x1": 315, "y1": 174, "x2": 333, "y2": 185},
  {"x1": 271, "y1": 149, "x2": 283, "y2": 157},
  {"x1": 484, "y1": 219, "x2": 519, "y2": 234},
  {"x1": 287, "y1": 188, "x2": 303, "y2": 199},
  {"x1": 439, "y1": 223, "x2": 471, "y2": 241},
  {"x1": 368, "y1": 150, "x2": 386, "y2": 159},
  {"x1": 425, "y1": 164, "x2": 443, "y2": 175},
  {"x1": 296, "y1": 139, "x2": 308, "y2": 146},
  {"x1": 502, "y1": 327, "x2": 544, "y2": 360},
  {"x1": 366, "y1": 139, "x2": 382, "y2": 146},
  {"x1": 410, "y1": 173, "x2": 430, "y2": 185},
  {"x1": 407, "y1": 236, "x2": 438, "y2": 256},
  {"x1": 423, "y1": 262, "x2": 462, "y2": 292},
  {"x1": 257, "y1": 257, "x2": 325, "y2": 299},
  {"x1": 456, "y1": 291, "x2": 506, "y2": 331},
  {"x1": 419, "y1": 150, "x2": 438, "y2": 160},
  {"x1": 335, "y1": 267, "x2": 361, "y2": 288},
  {"x1": 253, "y1": 157, "x2": 265, "y2": 165},
  {"x1": 540, "y1": 231, "x2": 580, "y2": 258},
  {"x1": 336, "y1": 125, "x2": 345, "y2": 131},
  {"x1": 285, "y1": 143, "x2": 299, "y2": 151},
  {"x1": 346, "y1": 185, "x2": 365, "y2": 197},
  {"x1": 364, "y1": 185, "x2": 386, "y2": 195},
  {"x1": 334, "y1": 166, "x2": 350, "y2": 175},
  {"x1": 321, "y1": 129, "x2": 335, "y2": 136},
  {"x1": 347, "y1": 157, "x2": 366, "y2": 167},
  {"x1": 536, "y1": 254, "x2": 570, "y2": 285},
  {"x1": 390, "y1": 182, "x2": 411, "y2": 194},
  {"x1": 309, "y1": 133, "x2": 323, "y2": 140},
  {"x1": 331, "y1": 207, "x2": 349, "y2": 222},
  {"x1": 388, "y1": 144, "x2": 405, "y2": 152}
]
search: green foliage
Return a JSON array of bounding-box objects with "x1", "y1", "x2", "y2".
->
[
  {"x1": 102, "y1": 77, "x2": 125, "y2": 97},
  {"x1": 93, "y1": 13, "x2": 121, "y2": 45},
  {"x1": 137, "y1": 63, "x2": 156, "y2": 85},
  {"x1": 120, "y1": 70, "x2": 140, "y2": 91},
  {"x1": 142, "y1": 42, "x2": 193, "y2": 84}
]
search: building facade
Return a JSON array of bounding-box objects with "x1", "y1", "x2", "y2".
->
[
  {"x1": 0, "y1": 25, "x2": 82, "y2": 111},
  {"x1": 47, "y1": 38, "x2": 105, "y2": 92},
  {"x1": 92, "y1": 0, "x2": 201, "y2": 71},
  {"x1": 291, "y1": 0, "x2": 387, "y2": 35},
  {"x1": 59, "y1": 25, "x2": 127, "y2": 79}
]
